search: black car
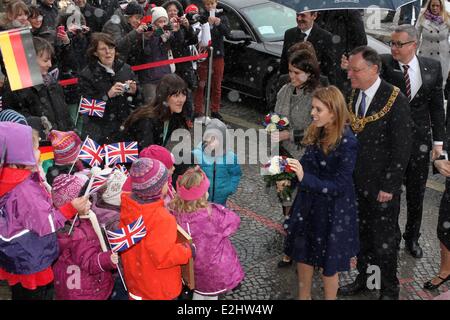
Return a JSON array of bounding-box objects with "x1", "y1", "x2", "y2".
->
[{"x1": 192, "y1": 0, "x2": 389, "y2": 109}]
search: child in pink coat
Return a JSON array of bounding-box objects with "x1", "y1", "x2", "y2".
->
[
  {"x1": 169, "y1": 166, "x2": 244, "y2": 300},
  {"x1": 51, "y1": 174, "x2": 118, "y2": 300}
]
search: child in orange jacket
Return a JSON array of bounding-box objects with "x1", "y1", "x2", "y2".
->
[{"x1": 119, "y1": 158, "x2": 193, "y2": 300}]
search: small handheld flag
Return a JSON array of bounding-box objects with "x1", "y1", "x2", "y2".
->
[
  {"x1": 79, "y1": 97, "x2": 106, "y2": 118},
  {"x1": 79, "y1": 137, "x2": 105, "y2": 167},
  {"x1": 105, "y1": 142, "x2": 138, "y2": 165},
  {"x1": 106, "y1": 216, "x2": 147, "y2": 253}
]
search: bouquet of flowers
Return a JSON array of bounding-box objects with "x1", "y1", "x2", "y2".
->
[
  {"x1": 261, "y1": 156, "x2": 296, "y2": 202},
  {"x1": 263, "y1": 112, "x2": 289, "y2": 133}
]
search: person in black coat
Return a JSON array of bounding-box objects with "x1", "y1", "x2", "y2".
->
[
  {"x1": 78, "y1": 32, "x2": 142, "y2": 145},
  {"x1": 424, "y1": 103, "x2": 450, "y2": 291},
  {"x1": 3, "y1": 37, "x2": 74, "y2": 132},
  {"x1": 88, "y1": 0, "x2": 120, "y2": 22},
  {"x1": 122, "y1": 73, "x2": 190, "y2": 184},
  {"x1": 316, "y1": 10, "x2": 367, "y2": 95},
  {"x1": 280, "y1": 11, "x2": 336, "y2": 85},
  {"x1": 338, "y1": 46, "x2": 412, "y2": 300},
  {"x1": 74, "y1": 0, "x2": 107, "y2": 33},
  {"x1": 379, "y1": 25, "x2": 446, "y2": 259},
  {"x1": 38, "y1": 0, "x2": 59, "y2": 30}
]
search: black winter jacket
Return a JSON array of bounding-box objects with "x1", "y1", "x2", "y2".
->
[{"x1": 78, "y1": 59, "x2": 142, "y2": 144}]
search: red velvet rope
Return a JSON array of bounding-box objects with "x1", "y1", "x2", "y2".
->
[{"x1": 58, "y1": 52, "x2": 209, "y2": 87}]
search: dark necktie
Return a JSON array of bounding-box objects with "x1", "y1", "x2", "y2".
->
[
  {"x1": 358, "y1": 92, "x2": 367, "y2": 118},
  {"x1": 297, "y1": 30, "x2": 307, "y2": 42},
  {"x1": 403, "y1": 64, "x2": 411, "y2": 100}
]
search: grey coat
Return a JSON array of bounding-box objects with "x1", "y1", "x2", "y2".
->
[
  {"x1": 274, "y1": 83, "x2": 312, "y2": 160},
  {"x1": 417, "y1": 17, "x2": 450, "y2": 81}
]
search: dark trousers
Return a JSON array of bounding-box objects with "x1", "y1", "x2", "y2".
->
[
  {"x1": 356, "y1": 192, "x2": 401, "y2": 296},
  {"x1": 11, "y1": 283, "x2": 54, "y2": 300},
  {"x1": 402, "y1": 148, "x2": 430, "y2": 242},
  {"x1": 194, "y1": 57, "x2": 225, "y2": 114}
]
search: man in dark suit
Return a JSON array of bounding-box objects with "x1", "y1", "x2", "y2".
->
[
  {"x1": 380, "y1": 25, "x2": 446, "y2": 259},
  {"x1": 338, "y1": 46, "x2": 412, "y2": 300},
  {"x1": 279, "y1": 10, "x2": 336, "y2": 85}
]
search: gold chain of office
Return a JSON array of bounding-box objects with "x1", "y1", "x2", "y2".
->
[{"x1": 347, "y1": 87, "x2": 400, "y2": 133}]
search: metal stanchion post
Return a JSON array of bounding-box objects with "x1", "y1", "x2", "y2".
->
[{"x1": 204, "y1": 46, "x2": 214, "y2": 118}]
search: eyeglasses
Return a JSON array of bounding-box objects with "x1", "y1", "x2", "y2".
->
[{"x1": 388, "y1": 40, "x2": 415, "y2": 48}]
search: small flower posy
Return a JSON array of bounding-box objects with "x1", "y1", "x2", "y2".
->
[
  {"x1": 261, "y1": 156, "x2": 296, "y2": 202},
  {"x1": 263, "y1": 112, "x2": 289, "y2": 133}
]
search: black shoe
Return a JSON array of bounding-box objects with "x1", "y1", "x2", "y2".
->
[
  {"x1": 405, "y1": 240, "x2": 423, "y2": 258},
  {"x1": 424, "y1": 274, "x2": 450, "y2": 290},
  {"x1": 337, "y1": 277, "x2": 368, "y2": 296},
  {"x1": 381, "y1": 12, "x2": 394, "y2": 23},
  {"x1": 379, "y1": 294, "x2": 399, "y2": 300},
  {"x1": 277, "y1": 259, "x2": 293, "y2": 268},
  {"x1": 211, "y1": 112, "x2": 224, "y2": 121}
]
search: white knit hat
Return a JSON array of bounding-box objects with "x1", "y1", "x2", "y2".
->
[
  {"x1": 152, "y1": 6, "x2": 168, "y2": 24},
  {"x1": 102, "y1": 170, "x2": 127, "y2": 206}
]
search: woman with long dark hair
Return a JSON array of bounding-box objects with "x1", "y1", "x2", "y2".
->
[{"x1": 122, "y1": 73, "x2": 188, "y2": 149}]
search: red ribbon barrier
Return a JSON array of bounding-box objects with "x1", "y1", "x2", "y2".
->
[{"x1": 58, "y1": 52, "x2": 209, "y2": 87}]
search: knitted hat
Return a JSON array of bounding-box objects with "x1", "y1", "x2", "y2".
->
[
  {"x1": 48, "y1": 130, "x2": 82, "y2": 165},
  {"x1": 0, "y1": 109, "x2": 28, "y2": 125},
  {"x1": 51, "y1": 174, "x2": 85, "y2": 208},
  {"x1": 130, "y1": 158, "x2": 168, "y2": 201},
  {"x1": 151, "y1": 6, "x2": 168, "y2": 23},
  {"x1": 102, "y1": 170, "x2": 127, "y2": 206},
  {"x1": 0, "y1": 122, "x2": 36, "y2": 166},
  {"x1": 140, "y1": 145, "x2": 175, "y2": 170},
  {"x1": 185, "y1": 4, "x2": 198, "y2": 14},
  {"x1": 124, "y1": 1, "x2": 144, "y2": 16}
]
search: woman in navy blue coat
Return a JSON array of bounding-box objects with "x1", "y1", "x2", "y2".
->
[{"x1": 285, "y1": 86, "x2": 359, "y2": 300}]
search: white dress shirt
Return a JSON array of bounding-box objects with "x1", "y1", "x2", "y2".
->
[
  {"x1": 355, "y1": 77, "x2": 382, "y2": 117},
  {"x1": 398, "y1": 55, "x2": 422, "y2": 102}
]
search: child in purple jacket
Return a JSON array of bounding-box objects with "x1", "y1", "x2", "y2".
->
[
  {"x1": 51, "y1": 174, "x2": 118, "y2": 300},
  {"x1": 0, "y1": 122, "x2": 90, "y2": 300},
  {"x1": 169, "y1": 166, "x2": 244, "y2": 300}
]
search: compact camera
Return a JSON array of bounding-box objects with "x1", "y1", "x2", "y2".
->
[{"x1": 122, "y1": 82, "x2": 130, "y2": 93}]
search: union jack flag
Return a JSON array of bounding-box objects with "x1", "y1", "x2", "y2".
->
[
  {"x1": 114, "y1": 164, "x2": 129, "y2": 176},
  {"x1": 78, "y1": 137, "x2": 105, "y2": 167},
  {"x1": 105, "y1": 141, "x2": 138, "y2": 165},
  {"x1": 88, "y1": 171, "x2": 111, "y2": 194},
  {"x1": 106, "y1": 216, "x2": 147, "y2": 253},
  {"x1": 79, "y1": 97, "x2": 106, "y2": 118}
]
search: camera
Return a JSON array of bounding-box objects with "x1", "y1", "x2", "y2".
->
[
  {"x1": 162, "y1": 23, "x2": 174, "y2": 31},
  {"x1": 186, "y1": 12, "x2": 208, "y2": 24},
  {"x1": 145, "y1": 23, "x2": 154, "y2": 31},
  {"x1": 122, "y1": 82, "x2": 130, "y2": 93}
]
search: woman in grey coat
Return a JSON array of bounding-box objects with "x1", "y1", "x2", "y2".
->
[
  {"x1": 271, "y1": 50, "x2": 321, "y2": 267},
  {"x1": 416, "y1": 0, "x2": 450, "y2": 84}
]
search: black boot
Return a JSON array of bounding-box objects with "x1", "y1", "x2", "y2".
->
[
  {"x1": 337, "y1": 275, "x2": 368, "y2": 296},
  {"x1": 381, "y1": 11, "x2": 395, "y2": 23}
]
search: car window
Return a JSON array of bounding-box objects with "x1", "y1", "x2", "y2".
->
[
  {"x1": 224, "y1": 7, "x2": 249, "y2": 35},
  {"x1": 240, "y1": 2, "x2": 297, "y2": 42}
]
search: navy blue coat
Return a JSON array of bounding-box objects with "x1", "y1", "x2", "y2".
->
[{"x1": 285, "y1": 128, "x2": 359, "y2": 276}]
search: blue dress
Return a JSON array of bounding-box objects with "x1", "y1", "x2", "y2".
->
[{"x1": 285, "y1": 128, "x2": 359, "y2": 276}]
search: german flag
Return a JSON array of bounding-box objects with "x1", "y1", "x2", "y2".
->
[
  {"x1": 39, "y1": 142, "x2": 54, "y2": 174},
  {"x1": 0, "y1": 28, "x2": 43, "y2": 91}
]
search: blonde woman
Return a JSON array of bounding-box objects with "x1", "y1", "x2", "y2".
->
[
  {"x1": 416, "y1": 0, "x2": 450, "y2": 82},
  {"x1": 284, "y1": 86, "x2": 359, "y2": 300}
]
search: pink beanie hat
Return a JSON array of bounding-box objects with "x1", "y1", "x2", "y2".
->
[
  {"x1": 176, "y1": 168, "x2": 210, "y2": 201},
  {"x1": 123, "y1": 145, "x2": 175, "y2": 192},
  {"x1": 51, "y1": 174, "x2": 85, "y2": 208}
]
